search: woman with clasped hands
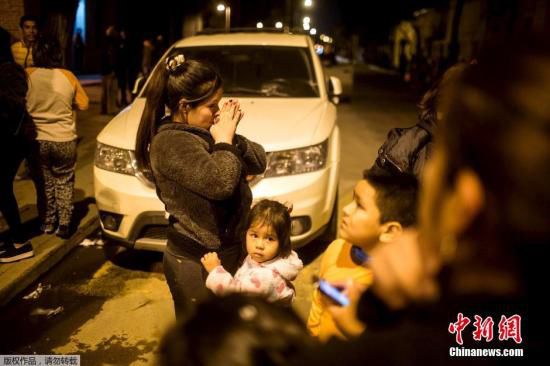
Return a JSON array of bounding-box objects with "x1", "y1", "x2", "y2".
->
[{"x1": 135, "y1": 53, "x2": 266, "y2": 319}]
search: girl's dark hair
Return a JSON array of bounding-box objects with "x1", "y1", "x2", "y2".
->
[
  {"x1": 33, "y1": 35, "x2": 63, "y2": 68},
  {"x1": 440, "y1": 40, "x2": 550, "y2": 247},
  {"x1": 159, "y1": 294, "x2": 312, "y2": 366},
  {"x1": 418, "y1": 63, "x2": 468, "y2": 127},
  {"x1": 246, "y1": 200, "x2": 292, "y2": 258},
  {"x1": 135, "y1": 54, "x2": 222, "y2": 180}
]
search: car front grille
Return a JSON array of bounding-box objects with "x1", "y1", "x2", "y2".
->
[{"x1": 139, "y1": 225, "x2": 168, "y2": 240}]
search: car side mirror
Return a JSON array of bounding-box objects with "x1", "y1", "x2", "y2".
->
[
  {"x1": 328, "y1": 76, "x2": 343, "y2": 105},
  {"x1": 132, "y1": 75, "x2": 146, "y2": 96}
]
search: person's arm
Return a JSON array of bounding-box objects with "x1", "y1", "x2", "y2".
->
[
  {"x1": 234, "y1": 135, "x2": 267, "y2": 175},
  {"x1": 204, "y1": 266, "x2": 239, "y2": 295},
  {"x1": 60, "y1": 69, "x2": 89, "y2": 110},
  {"x1": 152, "y1": 131, "x2": 242, "y2": 200},
  {"x1": 73, "y1": 79, "x2": 89, "y2": 110},
  {"x1": 202, "y1": 252, "x2": 239, "y2": 295}
]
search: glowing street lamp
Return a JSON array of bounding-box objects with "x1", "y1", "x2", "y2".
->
[
  {"x1": 303, "y1": 23, "x2": 310, "y2": 31},
  {"x1": 275, "y1": 21, "x2": 283, "y2": 29},
  {"x1": 217, "y1": 3, "x2": 231, "y2": 32},
  {"x1": 310, "y1": 28, "x2": 317, "y2": 35},
  {"x1": 257, "y1": 22, "x2": 264, "y2": 29},
  {"x1": 305, "y1": 0, "x2": 313, "y2": 7},
  {"x1": 303, "y1": 16, "x2": 311, "y2": 24}
]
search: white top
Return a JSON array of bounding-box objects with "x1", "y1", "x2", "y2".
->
[{"x1": 26, "y1": 68, "x2": 89, "y2": 142}]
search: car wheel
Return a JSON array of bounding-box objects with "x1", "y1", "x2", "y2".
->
[{"x1": 319, "y1": 192, "x2": 339, "y2": 244}]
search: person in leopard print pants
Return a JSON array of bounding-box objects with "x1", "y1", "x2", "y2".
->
[{"x1": 25, "y1": 36, "x2": 89, "y2": 238}]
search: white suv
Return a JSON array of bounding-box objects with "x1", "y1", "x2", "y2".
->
[{"x1": 94, "y1": 31, "x2": 342, "y2": 251}]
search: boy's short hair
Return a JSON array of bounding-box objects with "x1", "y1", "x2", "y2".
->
[
  {"x1": 19, "y1": 15, "x2": 39, "y2": 28},
  {"x1": 363, "y1": 169, "x2": 418, "y2": 227}
]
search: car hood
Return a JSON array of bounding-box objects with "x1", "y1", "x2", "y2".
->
[{"x1": 97, "y1": 98, "x2": 329, "y2": 152}]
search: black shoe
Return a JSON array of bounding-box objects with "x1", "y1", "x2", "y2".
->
[
  {"x1": 55, "y1": 225, "x2": 71, "y2": 239},
  {"x1": 0, "y1": 242, "x2": 34, "y2": 263}
]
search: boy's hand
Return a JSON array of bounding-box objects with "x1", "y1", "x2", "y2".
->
[
  {"x1": 326, "y1": 279, "x2": 368, "y2": 338},
  {"x1": 201, "y1": 252, "x2": 221, "y2": 273}
]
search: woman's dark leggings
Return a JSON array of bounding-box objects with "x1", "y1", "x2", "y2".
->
[
  {"x1": 163, "y1": 243, "x2": 241, "y2": 320},
  {"x1": 0, "y1": 136, "x2": 28, "y2": 243}
]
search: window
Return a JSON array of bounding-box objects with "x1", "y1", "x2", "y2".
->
[{"x1": 174, "y1": 46, "x2": 319, "y2": 98}]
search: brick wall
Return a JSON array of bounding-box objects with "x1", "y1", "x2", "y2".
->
[{"x1": 0, "y1": 0, "x2": 24, "y2": 41}]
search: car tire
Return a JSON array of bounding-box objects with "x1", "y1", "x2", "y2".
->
[{"x1": 319, "y1": 191, "x2": 338, "y2": 244}]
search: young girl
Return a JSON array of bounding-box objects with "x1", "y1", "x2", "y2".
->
[
  {"x1": 201, "y1": 200, "x2": 303, "y2": 305},
  {"x1": 135, "y1": 53, "x2": 266, "y2": 318}
]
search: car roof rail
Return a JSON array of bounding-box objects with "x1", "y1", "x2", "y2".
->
[{"x1": 196, "y1": 27, "x2": 296, "y2": 35}]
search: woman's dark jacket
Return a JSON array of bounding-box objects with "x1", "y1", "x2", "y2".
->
[{"x1": 150, "y1": 122, "x2": 266, "y2": 256}]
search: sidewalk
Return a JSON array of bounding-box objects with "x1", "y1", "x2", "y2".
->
[
  {"x1": 0, "y1": 79, "x2": 107, "y2": 307},
  {"x1": 0, "y1": 207, "x2": 99, "y2": 307}
]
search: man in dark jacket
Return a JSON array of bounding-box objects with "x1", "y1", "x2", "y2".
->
[{"x1": 0, "y1": 26, "x2": 34, "y2": 263}]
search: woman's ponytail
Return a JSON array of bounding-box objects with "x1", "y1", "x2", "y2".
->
[{"x1": 135, "y1": 65, "x2": 169, "y2": 181}]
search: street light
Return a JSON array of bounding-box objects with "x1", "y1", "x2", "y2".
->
[
  {"x1": 217, "y1": 3, "x2": 231, "y2": 32},
  {"x1": 257, "y1": 22, "x2": 264, "y2": 29},
  {"x1": 310, "y1": 28, "x2": 317, "y2": 35},
  {"x1": 303, "y1": 16, "x2": 311, "y2": 24},
  {"x1": 303, "y1": 23, "x2": 310, "y2": 31},
  {"x1": 304, "y1": 0, "x2": 313, "y2": 7},
  {"x1": 275, "y1": 21, "x2": 283, "y2": 29}
]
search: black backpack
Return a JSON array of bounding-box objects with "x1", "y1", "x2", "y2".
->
[{"x1": 373, "y1": 120, "x2": 434, "y2": 178}]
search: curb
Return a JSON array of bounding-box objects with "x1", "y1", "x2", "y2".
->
[{"x1": 0, "y1": 215, "x2": 99, "y2": 307}]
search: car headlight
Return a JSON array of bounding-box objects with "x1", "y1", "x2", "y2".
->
[
  {"x1": 95, "y1": 142, "x2": 136, "y2": 175},
  {"x1": 264, "y1": 140, "x2": 328, "y2": 177}
]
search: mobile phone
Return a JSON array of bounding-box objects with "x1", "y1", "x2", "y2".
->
[{"x1": 318, "y1": 279, "x2": 350, "y2": 306}]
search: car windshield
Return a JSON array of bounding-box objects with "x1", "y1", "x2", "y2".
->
[{"x1": 172, "y1": 46, "x2": 319, "y2": 98}]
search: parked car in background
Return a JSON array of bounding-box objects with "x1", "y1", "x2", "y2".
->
[{"x1": 94, "y1": 31, "x2": 342, "y2": 251}]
